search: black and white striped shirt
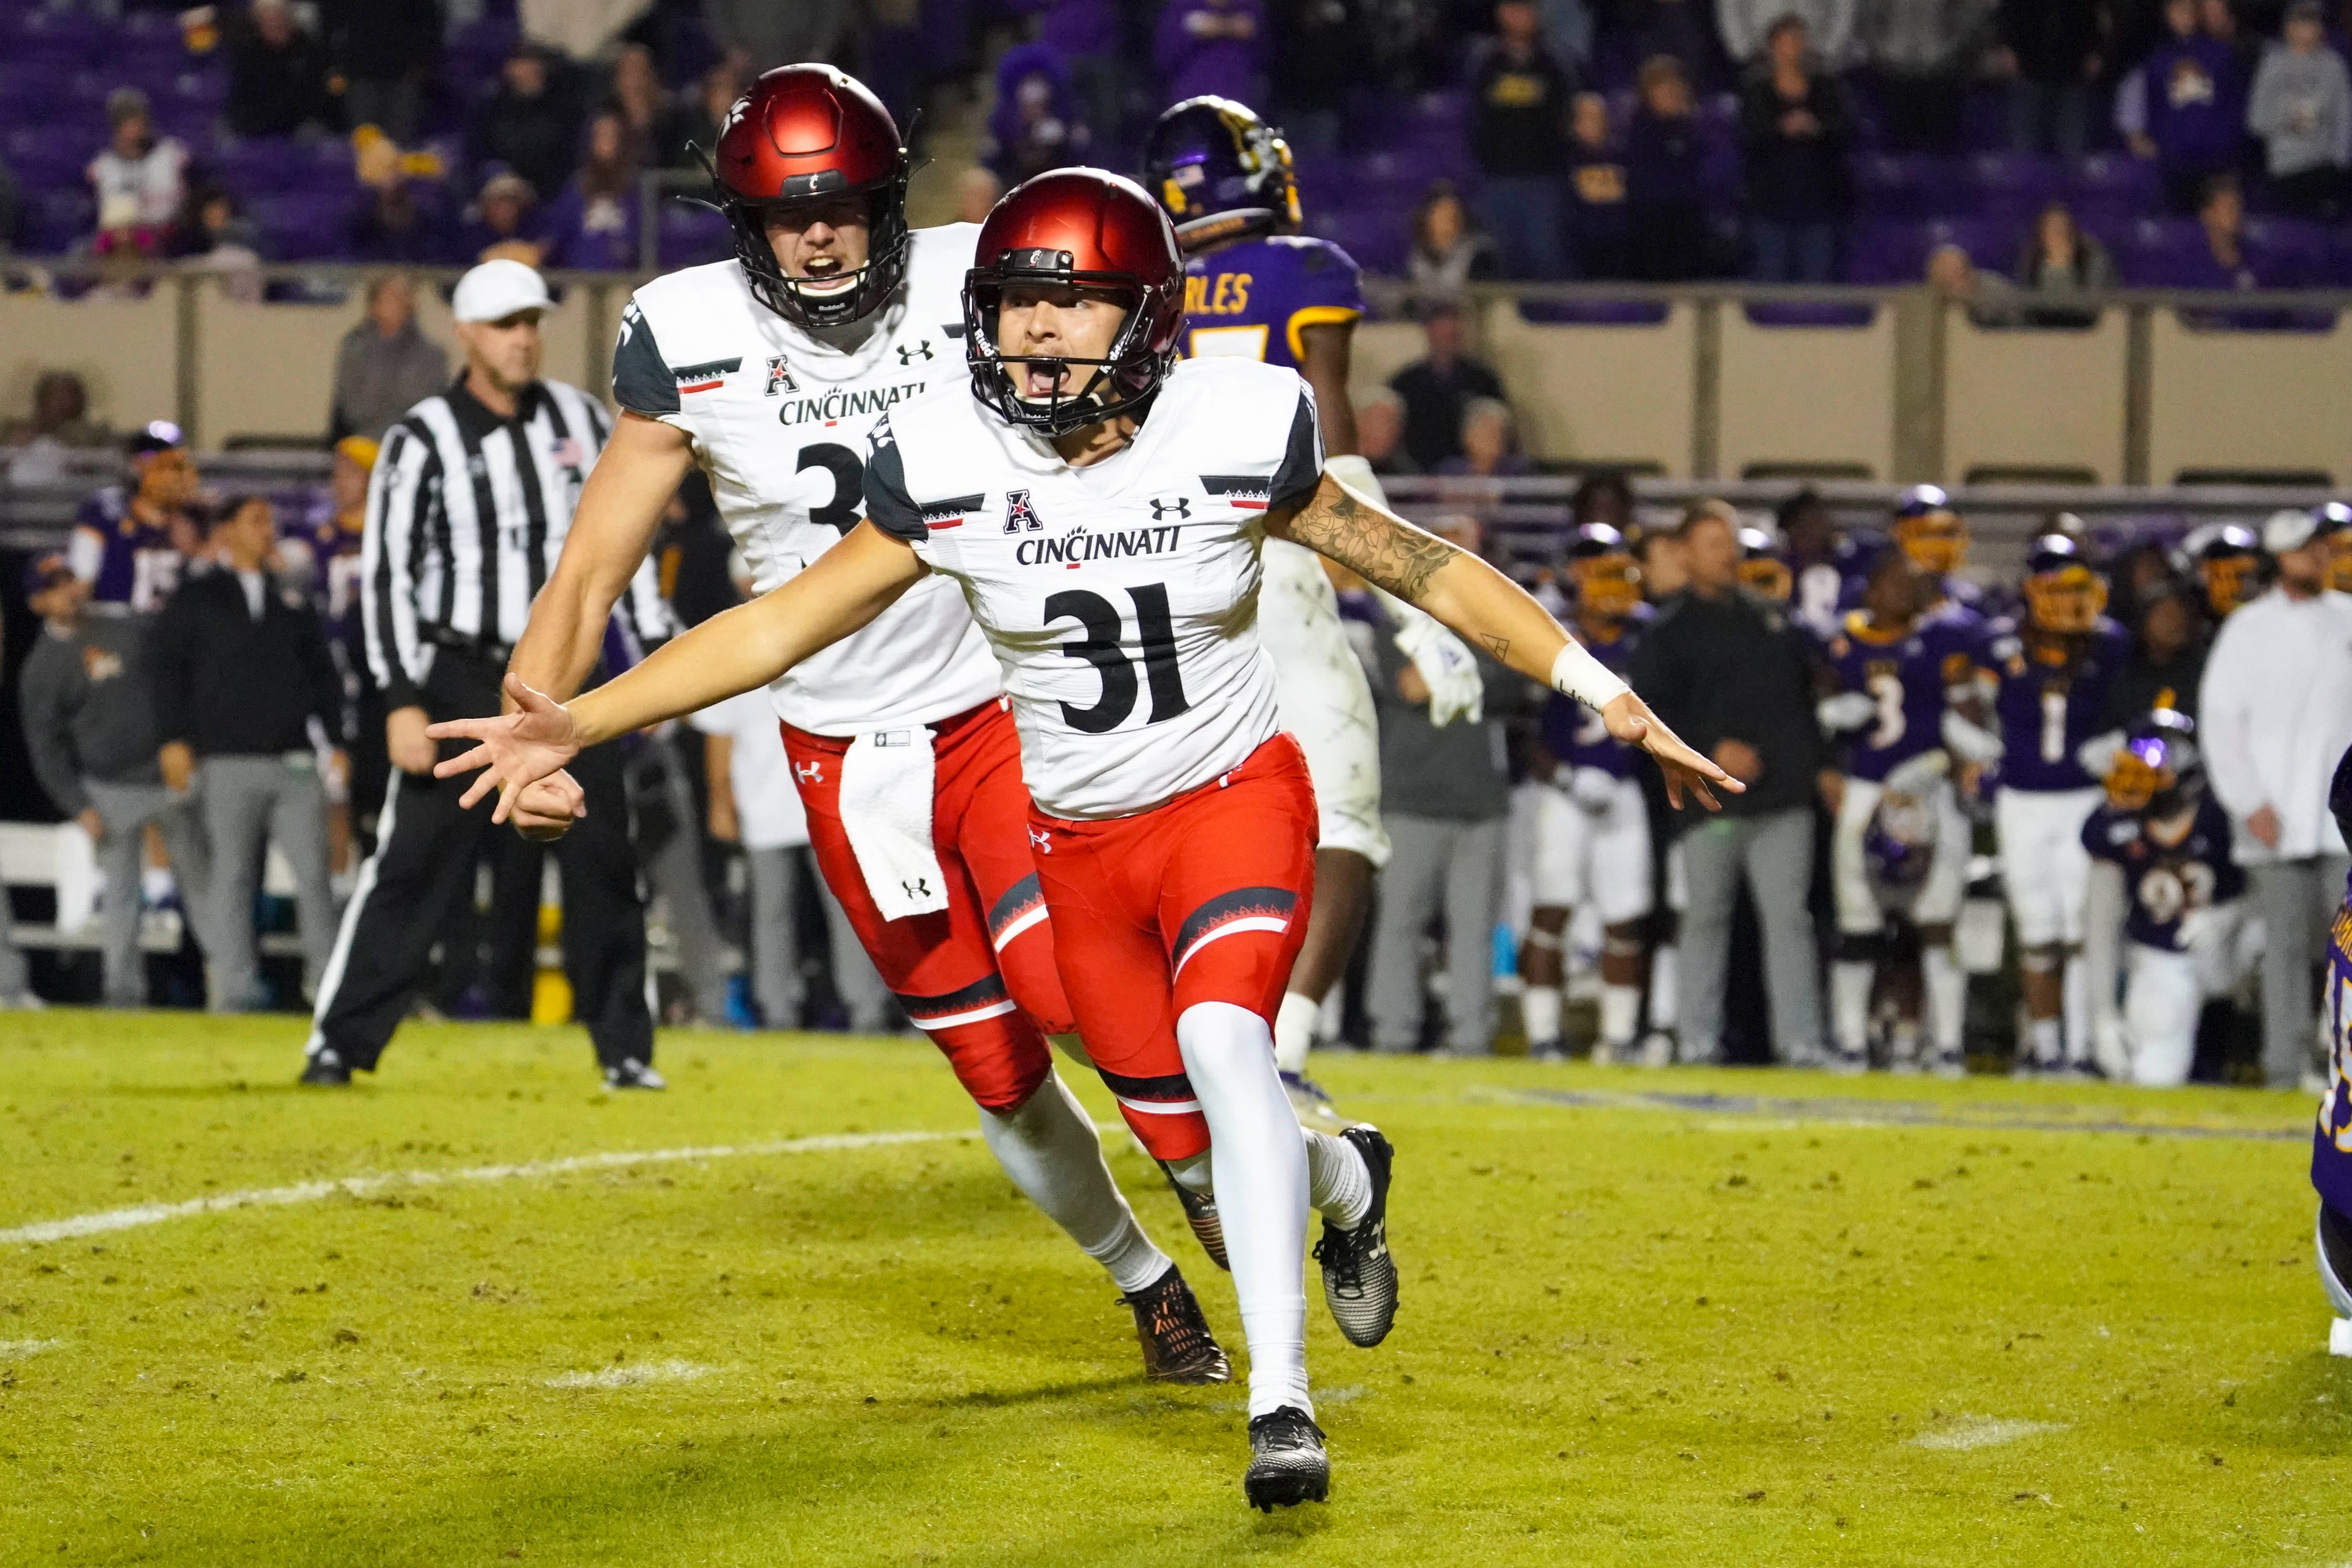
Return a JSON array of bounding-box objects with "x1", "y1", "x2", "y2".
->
[{"x1": 362, "y1": 376, "x2": 671, "y2": 707}]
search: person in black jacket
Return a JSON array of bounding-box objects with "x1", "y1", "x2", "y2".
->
[
  {"x1": 1738, "y1": 13, "x2": 1853, "y2": 282},
  {"x1": 150, "y1": 497, "x2": 345, "y2": 1012},
  {"x1": 1470, "y1": 0, "x2": 1577, "y2": 277},
  {"x1": 1995, "y1": 0, "x2": 2108, "y2": 160},
  {"x1": 1628, "y1": 501, "x2": 1827, "y2": 1064}
]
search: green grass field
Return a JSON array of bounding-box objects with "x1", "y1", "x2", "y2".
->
[{"x1": 3, "y1": 1011, "x2": 2349, "y2": 1567}]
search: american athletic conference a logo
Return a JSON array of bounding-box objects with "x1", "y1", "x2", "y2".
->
[{"x1": 1003, "y1": 489, "x2": 1044, "y2": 534}]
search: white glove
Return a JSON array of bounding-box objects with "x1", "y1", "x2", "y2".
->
[
  {"x1": 1940, "y1": 708, "x2": 2005, "y2": 764},
  {"x1": 1390, "y1": 602, "x2": 1483, "y2": 727},
  {"x1": 2176, "y1": 905, "x2": 2231, "y2": 956},
  {"x1": 1816, "y1": 690, "x2": 1877, "y2": 734},
  {"x1": 1883, "y1": 749, "x2": 1950, "y2": 799},
  {"x1": 1567, "y1": 765, "x2": 1619, "y2": 815}
]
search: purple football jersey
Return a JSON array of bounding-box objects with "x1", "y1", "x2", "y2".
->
[
  {"x1": 282, "y1": 498, "x2": 367, "y2": 645},
  {"x1": 2312, "y1": 865, "x2": 2352, "y2": 1215},
  {"x1": 1179, "y1": 234, "x2": 1365, "y2": 371},
  {"x1": 1541, "y1": 615, "x2": 1645, "y2": 778},
  {"x1": 1983, "y1": 617, "x2": 2129, "y2": 792},
  {"x1": 69, "y1": 488, "x2": 184, "y2": 612},
  {"x1": 1823, "y1": 613, "x2": 1947, "y2": 783},
  {"x1": 2081, "y1": 794, "x2": 2247, "y2": 951}
]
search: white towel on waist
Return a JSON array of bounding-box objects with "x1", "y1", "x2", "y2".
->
[{"x1": 838, "y1": 726, "x2": 950, "y2": 921}]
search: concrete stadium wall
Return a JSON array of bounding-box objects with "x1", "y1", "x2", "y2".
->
[
  {"x1": 1481, "y1": 299, "x2": 1698, "y2": 475},
  {"x1": 1717, "y1": 304, "x2": 1897, "y2": 480},
  {"x1": 1943, "y1": 308, "x2": 2131, "y2": 486},
  {"x1": 0, "y1": 289, "x2": 179, "y2": 436},
  {"x1": 2147, "y1": 312, "x2": 2352, "y2": 485}
]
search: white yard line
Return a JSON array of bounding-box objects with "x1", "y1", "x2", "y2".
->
[
  {"x1": 545, "y1": 1359, "x2": 714, "y2": 1390},
  {"x1": 1909, "y1": 1417, "x2": 2069, "y2": 1451},
  {"x1": 0, "y1": 1128, "x2": 981, "y2": 1248},
  {"x1": 0, "y1": 1339, "x2": 64, "y2": 1356}
]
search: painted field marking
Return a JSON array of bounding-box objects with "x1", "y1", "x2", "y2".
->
[
  {"x1": 1480, "y1": 1085, "x2": 2306, "y2": 1143},
  {"x1": 546, "y1": 1359, "x2": 714, "y2": 1390},
  {"x1": 1910, "y1": 1417, "x2": 2069, "y2": 1451},
  {"x1": 0, "y1": 1128, "x2": 982, "y2": 1248}
]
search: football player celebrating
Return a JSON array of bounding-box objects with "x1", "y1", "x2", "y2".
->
[
  {"x1": 429, "y1": 169, "x2": 1736, "y2": 1510},
  {"x1": 489, "y1": 68, "x2": 1230, "y2": 1389},
  {"x1": 2078, "y1": 710, "x2": 2250, "y2": 1087},
  {"x1": 1143, "y1": 95, "x2": 1483, "y2": 1124},
  {"x1": 1814, "y1": 548, "x2": 1972, "y2": 1076},
  {"x1": 1522, "y1": 524, "x2": 1656, "y2": 1065},
  {"x1": 69, "y1": 421, "x2": 201, "y2": 612},
  {"x1": 1979, "y1": 534, "x2": 2130, "y2": 1076}
]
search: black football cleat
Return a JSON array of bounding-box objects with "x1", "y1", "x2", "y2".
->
[
  {"x1": 298, "y1": 1048, "x2": 351, "y2": 1087},
  {"x1": 1244, "y1": 1406, "x2": 1329, "y2": 1511},
  {"x1": 1312, "y1": 1124, "x2": 1398, "y2": 1348},
  {"x1": 604, "y1": 1058, "x2": 667, "y2": 1090},
  {"x1": 1159, "y1": 1161, "x2": 1229, "y2": 1272},
  {"x1": 1121, "y1": 1264, "x2": 1233, "y2": 1385}
]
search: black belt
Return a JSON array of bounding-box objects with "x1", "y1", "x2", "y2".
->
[{"x1": 422, "y1": 625, "x2": 513, "y2": 666}]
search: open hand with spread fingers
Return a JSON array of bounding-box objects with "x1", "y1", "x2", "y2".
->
[
  {"x1": 1601, "y1": 691, "x2": 1743, "y2": 811},
  {"x1": 428, "y1": 674, "x2": 588, "y2": 824}
]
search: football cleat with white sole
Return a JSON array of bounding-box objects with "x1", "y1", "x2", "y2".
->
[
  {"x1": 1243, "y1": 1406, "x2": 1329, "y2": 1511},
  {"x1": 1159, "y1": 1161, "x2": 1229, "y2": 1271},
  {"x1": 1313, "y1": 1124, "x2": 1398, "y2": 1347},
  {"x1": 298, "y1": 1047, "x2": 351, "y2": 1087},
  {"x1": 1281, "y1": 1069, "x2": 1347, "y2": 1130},
  {"x1": 604, "y1": 1058, "x2": 667, "y2": 1090},
  {"x1": 1121, "y1": 1264, "x2": 1232, "y2": 1385}
]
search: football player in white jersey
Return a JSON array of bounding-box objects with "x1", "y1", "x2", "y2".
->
[
  {"x1": 490, "y1": 68, "x2": 1229, "y2": 1389},
  {"x1": 432, "y1": 169, "x2": 1737, "y2": 1511}
]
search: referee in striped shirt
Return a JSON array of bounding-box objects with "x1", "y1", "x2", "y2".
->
[{"x1": 302, "y1": 261, "x2": 670, "y2": 1089}]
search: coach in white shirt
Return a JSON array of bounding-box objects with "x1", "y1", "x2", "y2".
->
[{"x1": 2199, "y1": 507, "x2": 2352, "y2": 1087}]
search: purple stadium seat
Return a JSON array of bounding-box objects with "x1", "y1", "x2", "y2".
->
[
  {"x1": 2111, "y1": 217, "x2": 2205, "y2": 286},
  {"x1": 2, "y1": 127, "x2": 91, "y2": 193},
  {"x1": 1922, "y1": 215, "x2": 2011, "y2": 271},
  {"x1": 214, "y1": 137, "x2": 307, "y2": 195},
  {"x1": 2070, "y1": 153, "x2": 2160, "y2": 225},
  {"x1": 1960, "y1": 84, "x2": 2008, "y2": 152},
  {"x1": 1854, "y1": 153, "x2": 1959, "y2": 220},
  {"x1": 249, "y1": 192, "x2": 356, "y2": 261},
  {"x1": 1516, "y1": 299, "x2": 1670, "y2": 325},
  {"x1": 657, "y1": 202, "x2": 730, "y2": 269},
  {"x1": 1743, "y1": 301, "x2": 1876, "y2": 328},
  {"x1": 1304, "y1": 207, "x2": 1406, "y2": 274},
  {"x1": 2244, "y1": 215, "x2": 2328, "y2": 284},
  {"x1": 2322, "y1": 229, "x2": 2352, "y2": 286},
  {"x1": 13, "y1": 6, "x2": 103, "y2": 69},
  {"x1": 1844, "y1": 218, "x2": 1927, "y2": 283},
  {"x1": 1964, "y1": 152, "x2": 2065, "y2": 224},
  {"x1": 25, "y1": 189, "x2": 92, "y2": 254}
]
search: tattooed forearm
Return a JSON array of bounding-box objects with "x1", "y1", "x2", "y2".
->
[{"x1": 1283, "y1": 486, "x2": 1458, "y2": 603}]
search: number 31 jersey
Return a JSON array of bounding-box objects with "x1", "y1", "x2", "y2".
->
[
  {"x1": 864, "y1": 358, "x2": 1325, "y2": 820},
  {"x1": 612, "y1": 224, "x2": 999, "y2": 735}
]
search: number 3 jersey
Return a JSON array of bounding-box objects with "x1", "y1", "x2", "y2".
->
[
  {"x1": 864, "y1": 358, "x2": 1326, "y2": 820},
  {"x1": 1820, "y1": 612, "x2": 1948, "y2": 783},
  {"x1": 611, "y1": 223, "x2": 1000, "y2": 735},
  {"x1": 2080, "y1": 793, "x2": 2246, "y2": 952}
]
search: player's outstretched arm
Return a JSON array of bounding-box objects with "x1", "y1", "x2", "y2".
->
[
  {"x1": 1267, "y1": 472, "x2": 1743, "y2": 810},
  {"x1": 429, "y1": 521, "x2": 927, "y2": 822}
]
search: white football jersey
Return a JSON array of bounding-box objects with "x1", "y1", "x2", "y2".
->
[
  {"x1": 612, "y1": 224, "x2": 1001, "y2": 735},
  {"x1": 866, "y1": 357, "x2": 1324, "y2": 819}
]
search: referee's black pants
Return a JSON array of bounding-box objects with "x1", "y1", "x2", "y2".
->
[{"x1": 308, "y1": 651, "x2": 655, "y2": 1073}]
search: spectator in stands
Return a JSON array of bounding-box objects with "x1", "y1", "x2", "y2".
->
[
  {"x1": 2012, "y1": 200, "x2": 2115, "y2": 326},
  {"x1": 1859, "y1": 0, "x2": 1993, "y2": 151},
  {"x1": 1272, "y1": 0, "x2": 1368, "y2": 154},
  {"x1": 1566, "y1": 91, "x2": 1633, "y2": 278},
  {"x1": 544, "y1": 112, "x2": 640, "y2": 272},
  {"x1": 2182, "y1": 175, "x2": 2266, "y2": 287},
  {"x1": 1628, "y1": 53, "x2": 1711, "y2": 281},
  {"x1": 460, "y1": 172, "x2": 548, "y2": 266},
  {"x1": 954, "y1": 166, "x2": 1002, "y2": 224},
  {"x1": 1, "y1": 372, "x2": 111, "y2": 485},
  {"x1": 1367, "y1": 516, "x2": 1518, "y2": 1055},
  {"x1": 2200, "y1": 506, "x2": 2352, "y2": 1087},
  {"x1": 225, "y1": 0, "x2": 333, "y2": 139},
  {"x1": 87, "y1": 89, "x2": 188, "y2": 258},
  {"x1": 1356, "y1": 386, "x2": 1414, "y2": 475},
  {"x1": 330, "y1": 274, "x2": 449, "y2": 442},
  {"x1": 168, "y1": 184, "x2": 264, "y2": 300},
  {"x1": 150, "y1": 496, "x2": 345, "y2": 1012},
  {"x1": 469, "y1": 46, "x2": 580, "y2": 206},
  {"x1": 1719, "y1": 0, "x2": 1858, "y2": 67},
  {"x1": 2119, "y1": 0, "x2": 2251, "y2": 213},
  {"x1": 321, "y1": 0, "x2": 439, "y2": 141},
  {"x1": 608, "y1": 44, "x2": 674, "y2": 169},
  {"x1": 983, "y1": 44, "x2": 1092, "y2": 185},
  {"x1": 18, "y1": 554, "x2": 213, "y2": 1007},
  {"x1": 1995, "y1": 0, "x2": 2107, "y2": 160},
  {"x1": 660, "y1": 57, "x2": 747, "y2": 172},
  {"x1": 1436, "y1": 397, "x2": 1533, "y2": 477},
  {"x1": 1469, "y1": 0, "x2": 1576, "y2": 279},
  {"x1": 2250, "y1": 0, "x2": 2352, "y2": 218},
  {"x1": 1927, "y1": 242, "x2": 2021, "y2": 324},
  {"x1": 1389, "y1": 302, "x2": 1507, "y2": 470},
  {"x1": 2102, "y1": 575, "x2": 2210, "y2": 727},
  {"x1": 1629, "y1": 501, "x2": 1826, "y2": 1065},
  {"x1": 1737, "y1": 13, "x2": 1853, "y2": 283},
  {"x1": 349, "y1": 130, "x2": 455, "y2": 264},
  {"x1": 1154, "y1": 0, "x2": 1269, "y2": 107},
  {"x1": 1405, "y1": 181, "x2": 1495, "y2": 311}
]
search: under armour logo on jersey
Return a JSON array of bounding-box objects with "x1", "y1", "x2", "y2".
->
[
  {"x1": 1149, "y1": 496, "x2": 1191, "y2": 521},
  {"x1": 896, "y1": 339, "x2": 934, "y2": 365},
  {"x1": 901, "y1": 875, "x2": 934, "y2": 900},
  {"x1": 794, "y1": 760, "x2": 824, "y2": 784},
  {"x1": 1004, "y1": 489, "x2": 1044, "y2": 534},
  {"x1": 766, "y1": 355, "x2": 797, "y2": 395}
]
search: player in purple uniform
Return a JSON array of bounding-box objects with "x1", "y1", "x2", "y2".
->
[
  {"x1": 1523, "y1": 525, "x2": 1658, "y2": 1064},
  {"x1": 1890, "y1": 484, "x2": 1986, "y2": 618},
  {"x1": 68, "y1": 421, "x2": 201, "y2": 613},
  {"x1": 1815, "y1": 547, "x2": 1972, "y2": 1075},
  {"x1": 2312, "y1": 745, "x2": 2352, "y2": 1347},
  {"x1": 1980, "y1": 534, "x2": 2133, "y2": 1076},
  {"x1": 2079, "y1": 710, "x2": 2251, "y2": 1086}
]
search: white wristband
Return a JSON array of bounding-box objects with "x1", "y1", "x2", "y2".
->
[{"x1": 1550, "y1": 641, "x2": 1631, "y2": 711}]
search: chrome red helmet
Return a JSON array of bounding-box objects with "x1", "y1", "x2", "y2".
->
[
  {"x1": 964, "y1": 169, "x2": 1186, "y2": 438},
  {"x1": 705, "y1": 64, "x2": 910, "y2": 329}
]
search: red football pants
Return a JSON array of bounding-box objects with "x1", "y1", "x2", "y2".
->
[
  {"x1": 1027, "y1": 733, "x2": 1319, "y2": 1161},
  {"x1": 783, "y1": 698, "x2": 1073, "y2": 1113}
]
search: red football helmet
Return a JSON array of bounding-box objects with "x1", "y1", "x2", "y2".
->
[
  {"x1": 704, "y1": 64, "x2": 910, "y2": 328},
  {"x1": 963, "y1": 170, "x2": 1186, "y2": 437}
]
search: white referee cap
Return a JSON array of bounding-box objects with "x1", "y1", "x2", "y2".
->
[{"x1": 452, "y1": 259, "x2": 554, "y2": 323}]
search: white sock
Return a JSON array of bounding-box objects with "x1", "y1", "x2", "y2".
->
[
  {"x1": 978, "y1": 1070, "x2": 1171, "y2": 1294},
  {"x1": 1304, "y1": 1129, "x2": 1371, "y2": 1228},
  {"x1": 2029, "y1": 1016, "x2": 2062, "y2": 1067},
  {"x1": 1177, "y1": 1000, "x2": 1311, "y2": 1420},
  {"x1": 1521, "y1": 984, "x2": 1563, "y2": 1048},
  {"x1": 2061, "y1": 956, "x2": 2088, "y2": 1064},
  {"x1": 1317, "y1": 987, "x2": 1343, "y2": 1040},
  {"x1": 1598, "y1": 983, "x2": 1640, "y2": 1052},
  {"x1": 1831, "y1": 960, "x2": 1874, "y2": 1056},
  {"x1": 1650, "y1": 945, "x2": 1678, "y2": 1030},
  {"x1": 1923, "y1": 945, "x2": 1966, "y2": 1056},
  {"x1": 1273, "y1": 990, "x2": 1320, "y2": 1077}
]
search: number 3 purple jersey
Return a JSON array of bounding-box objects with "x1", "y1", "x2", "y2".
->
[
  {"x1": 1981, "y1": 617, "x2": 2130, "y2": 792},
  {"x1": 2313, "y1": 867, "x2": 2352, "y2": 1215},
  {"x1": 1822, "y1": 614, "x2": 1949, "y2": 783},
  {"x1": 1179, "y1": 234, "x2": 1365, "y2": 371},
  {"x1": 1540, "y1": 615, "x2": 1645, "y2": 778}
]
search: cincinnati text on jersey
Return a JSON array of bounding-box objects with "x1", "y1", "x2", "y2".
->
[
  {"x1": 775, "y1": 379, "x2": 932, "y2": 428},
  {"x1": 1014, "y1": 524, "x2": 1187, "y2": 566}
]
